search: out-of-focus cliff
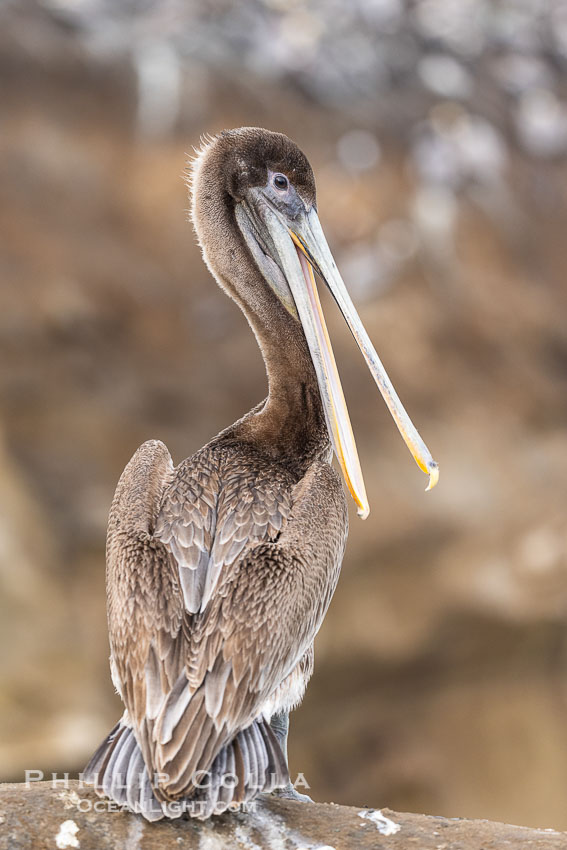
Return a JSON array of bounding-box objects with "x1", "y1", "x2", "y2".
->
[{"x1": 1, "y1": 0, "x2": 567, "y2": 831}]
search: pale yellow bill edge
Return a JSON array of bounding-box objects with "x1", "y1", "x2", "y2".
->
[{"x1": 295, "y1": 247, "x2": 370, "y2": 519}]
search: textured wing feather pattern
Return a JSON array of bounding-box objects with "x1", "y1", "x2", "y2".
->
[
  {"x1": 154, "y1": 449, "x2": 292, "y2": 615},
  {"x1": 85, "y1": 437, "x2": 347, "y2": 820},
  {"x1": 154, "y1": 459, "x2": 220, "y2": 614}
]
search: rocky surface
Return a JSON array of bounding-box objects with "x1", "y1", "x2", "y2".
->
[{"x1": 1, "y1": 782, "x2": 566, "y2": 850}]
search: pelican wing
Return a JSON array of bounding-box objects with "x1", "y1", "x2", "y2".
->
[
  {"x1": 154, "y1": 443, "x2": 291, "y2": 615},
  {"x1": 146, "y1": 455, "x2": 346, "y2": 801},
  {"x1": 103, "y1": 438, "x2": 346, "y2": 810},
  {"x1": 104, "y1": 440, "x2": 185, "y2": 720}
]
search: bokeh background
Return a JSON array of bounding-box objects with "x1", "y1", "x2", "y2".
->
[{"x1": 2, "y1": 0, "x2": 567, "y2": 831}]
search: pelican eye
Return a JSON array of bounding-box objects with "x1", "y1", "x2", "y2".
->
[{"x1": 273, "y1": 174, "x2": 288, "y2": 190}]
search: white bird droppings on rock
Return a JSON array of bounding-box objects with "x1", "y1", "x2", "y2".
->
[
  {"x1": 198, "y1": 829, "x2": 231, "y2": 850},
  {"x1": 233, "y1": 824, "x2": 263, "y2": 850},
  {"x1": 358, "y1": 809, "x2": 401, "y2": 835},
  {"x1": 234, "y1": 805, "x2": 289, "y2": 850},
  {"x1": 58, "y1": 789, "x2": 82, "y2": 810},
  {"x1": 55, "y1": 819, "x2": 80, "y2": 849},
  {"x1": 124, "y1": 816, "x2": 145, "y2": 850},
  {"x1": 297, "y1": 844, "x2": 335, "y2": 850}
]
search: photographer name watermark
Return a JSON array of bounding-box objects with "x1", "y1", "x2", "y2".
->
[{"x1": 23, "y1": 769, "x2": 311, "y2": 816}]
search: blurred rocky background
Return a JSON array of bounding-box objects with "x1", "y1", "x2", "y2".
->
[{"x1": 1, "y1": 0, "x2": 567, "y2": 832}]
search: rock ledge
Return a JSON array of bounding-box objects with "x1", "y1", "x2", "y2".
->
[{"x1": 1, "y1": 781, "x2": 565, "y2": 850}]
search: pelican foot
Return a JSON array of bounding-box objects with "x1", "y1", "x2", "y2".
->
[
  {"x1": 268, "y1": 711, "x2": 312, "y2": 802},
  {"x1": 270, "y1": 783, "x2": 313, "y2": 803}
]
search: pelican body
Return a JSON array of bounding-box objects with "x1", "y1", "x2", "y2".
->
[{"x1": 84, "y1": 128, "x2": 437, "y2": 820}]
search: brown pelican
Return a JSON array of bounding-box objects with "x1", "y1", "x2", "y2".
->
[{"x1": 83, "y1": 127, "x2": 438, "y2": 821}]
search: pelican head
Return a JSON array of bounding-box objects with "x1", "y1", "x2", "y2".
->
[{"x1": 190, "y1": 127, "x2": 438, "y2": 519}]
